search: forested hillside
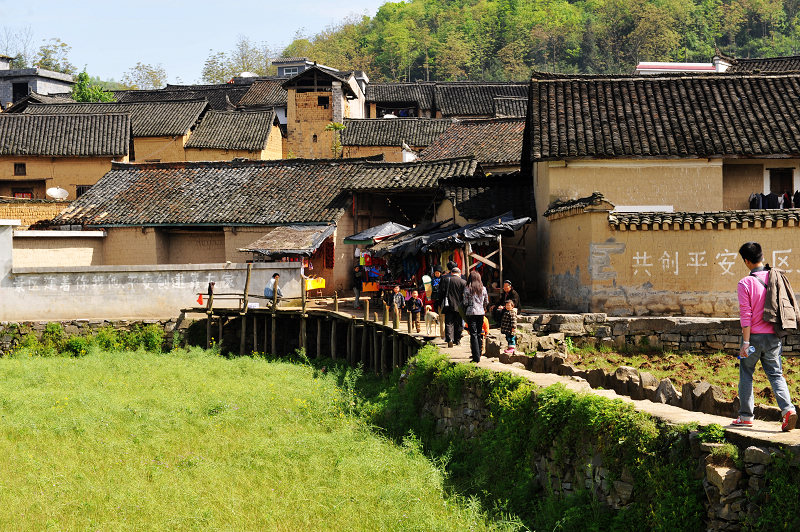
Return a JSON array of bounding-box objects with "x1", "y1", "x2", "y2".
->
[{"x1": 279, "y1": 0, "x2": 800, "y2": 81}]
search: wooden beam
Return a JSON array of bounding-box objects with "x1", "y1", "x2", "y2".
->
[
  {"x1": 316, "y1": 318, "x2": 323, "y2": 359},
  {"x1": 330, "y1": 319, "x2": 337, "y2": 360},
  {"x1": 468, "y1": 252, "x2": 498, "y2": 269}
]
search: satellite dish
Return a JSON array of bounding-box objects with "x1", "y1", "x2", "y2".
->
[{"x1": 46, "y1": 187, "x2": 69, "y2": 200}]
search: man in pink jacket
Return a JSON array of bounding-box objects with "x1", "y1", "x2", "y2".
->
[{"x1": 734, "y1": 242, "x2": 797, "y2": 431}]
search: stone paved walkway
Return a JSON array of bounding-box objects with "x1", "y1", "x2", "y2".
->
[{"x1": 314, "y1": 298, "x2": 800, "y2": 450}]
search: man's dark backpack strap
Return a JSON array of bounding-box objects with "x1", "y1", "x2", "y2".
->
[{"x1": 749, "y1": 271, "x2": 769, "y2": 288}]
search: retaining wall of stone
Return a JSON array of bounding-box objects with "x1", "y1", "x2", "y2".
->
[{"x1": 416, "y1": 373, "x2": 798, "y2": 530}]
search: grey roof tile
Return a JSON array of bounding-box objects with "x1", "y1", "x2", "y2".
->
[
  {"x1": 237, "y1": 79, "x2": 288, "y2": 107},
  {"x1": 23, "y1": 100, "x2": 208, "y2": 137},
  {"x1": 442, "y1": 172, "x2": 534, "y2": 220},
  {"x1": 420, "y1": 118, "x2": 524, "y2": 166},
  {"x1": 115, "y1": 85, "x2": 249, "y2": 110},
  {"x1": 493, "y1": 97, "x2": 527, "y2": 117},
  {"x1": 185, "y1": 109, "x2": 277, "y2": 151},
  {"x1": 0, "y1": 113, "x2": 130, "y2": 157},
  {"x1": 526, "y1": 72, "x2": 800, "y2": 161},
  {"x1": 434, "y1": 83, "x2": 528, "y2": 116},
  {"x1": 340, "y1": 118, "x2": 452, "y2": 147}
]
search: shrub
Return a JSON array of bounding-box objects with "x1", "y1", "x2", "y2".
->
[
  {"x1": 63, "y1": 335, "x2": 90, "y2": 357},
  {"x1": 41, "y1": 322, "x2": 64, "y2": 349}
]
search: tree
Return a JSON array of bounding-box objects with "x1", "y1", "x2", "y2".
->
[
  {"x1": 0, "y1": 25, "x2": 34, "y2": 67},
  {"x1": 120, "y1": 62, "x2": 167, "y2": 90},
  {"x1": 324, "y1": 122, "x2": 346, "y2": 158},
  {"x1": 34, "y1": 38, "x2": 75, "y2": 74},
  {"x1": 201, "y1": 35, "x2": 275, "y2": 84},
  {"x1": 71, "y1": 71, "x2": 115, "y2": 102}
]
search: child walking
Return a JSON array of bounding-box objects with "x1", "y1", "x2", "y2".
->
[
  {"x1": 501, "y1": 299, "x2": 518, "y2": 354},
  {"x1": 407, "y1": 289, "x2": 424, "y2": 333}
]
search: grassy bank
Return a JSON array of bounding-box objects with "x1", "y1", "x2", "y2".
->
[{"x1": 0, "y1": 348, "x2": 513, "y2": 530}]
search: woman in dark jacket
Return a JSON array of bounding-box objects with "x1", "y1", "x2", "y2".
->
[
  {"x1": 463, "y1": 270, "x2": 488, "y2": 362},
  {"x1": 492, "y1": 280, "x2": 520, "y2": 323}
]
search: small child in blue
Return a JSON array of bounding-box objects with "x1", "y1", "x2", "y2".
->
[{"x1": 500, "y1": 299, "x2": 517, "y2": 354}]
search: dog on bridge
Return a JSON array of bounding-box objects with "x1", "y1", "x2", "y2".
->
[{"x1": 424, "y1": 305, "x2": 439, "y2": 335}]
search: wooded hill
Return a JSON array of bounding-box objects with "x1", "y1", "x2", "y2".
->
[{"x1": 279, "y1": 0, "x2": 800, "y2": 81}]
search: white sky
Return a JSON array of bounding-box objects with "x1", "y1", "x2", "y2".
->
[{"x1": 0, "y1": 0, "x2": 385, "y2": 84}]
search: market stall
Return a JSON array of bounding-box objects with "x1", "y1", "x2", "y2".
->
[{"x1": 239, "y1": 224, "x2": 336, "y2": 294}]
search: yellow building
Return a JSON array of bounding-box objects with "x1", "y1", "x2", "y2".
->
[
  {"x1": 21, "y1": 100, "x2": 208, "y2": 163},
  {"x1": 0, "y1": 113, "x2": 130, "y2": 200},
  {"x1": 523, "y1": 71, "x2": 800, "y2": 312},
  {"x1": 284, "y1": 66, "x2": 367, "y2": 159},
  {"x1": 184, "y1": 109, "x2": 283, "y2": 161}
]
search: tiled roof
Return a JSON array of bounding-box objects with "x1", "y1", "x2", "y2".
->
[
  {"x1": 493, "y1": 97, "x2": 527, "y2": 117},
  {"x1": 340, "y1": 118, "x2": 452, "y2": 147},
  {"x1": 419, "y1": 118, "x2": 524, "y2": 166},
  {"x1": 434, "y1": 82, "x2": 528, "y2": 117},
  {"x1": 526, "y1": 72, "x2": 800, "y2": 162},
  {"x1": 185, "y1": 109, "x2": 277, "y2": 151},
  {"x1": 51, "y1": 158, "x2": 382, "y2": 226},
  {"x1": 543, "y1": 192, "x2": 613, "y2": 219},
  {"x1": 0, "y1": 113, "x2": 130, "y2": 157},
  {"x1": 609, "y1": 209, "x2": 800, "y2": 230},
  {"x1": 347, "y1": 158, "x2": 482, "y2": 191},
  {"x1": 272, "y1": 57, "x2": 311, "y2": 64},
  {"x1": 365, "y1": 82, "x2": 435, "y2": 109},
  {"x1": 23, "y1": 100, "x2": 208, "y2": 137},
  {"x1": 237, "y1": 80, "x2": 288, "y2": 107},
  {"x1": 442, "y1": 172, "x2": 534, "y2": 220},
  {"x1": 114, "y1": 85, "x2": 248, "y2": 110},
  {"x1": 726, "y1": 55, "x2": 800, "y2": 73}
]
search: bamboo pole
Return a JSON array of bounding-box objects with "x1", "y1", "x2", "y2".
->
[
  {"x1": 383, "y1": 303, "x2": 389, "y2": 326},
  {"x1": 393, "y1": 303, "x2": 400, "y2": 329},
  {"x1": 364, "y1": 299, "x2": 370, "y2": 321},
  {"x1": 334, "y1": 291, "x2": 339, "y2": 312},
  {"x1": 407, "y1": 310, "x2": 412, "y2": 334}
]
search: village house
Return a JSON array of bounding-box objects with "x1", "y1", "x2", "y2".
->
[
  {"x1": 183, "y1": 109, "x2": 283, "y2": 161},
  {"x1": 523, "y1": 71, "x2": 800, "y2": 316},
  {"x1": 21, "y1": 100, "x2": 208, "y2": 162},
  {"x1": 20, "y1": 156, "x2": 484, "y2": 294},
  {"x1": 364, "y1": 81, "x2": 528, "y2": 119},
  {"x1": 283, "y1": 65, "x2": 368, "y2": 158},
  {"x1": 0, "y1": 113, "x2": 131, "y2": 201},
  {"x1": 420, "y1": 117, "x2": 525, "y2": 173},
  {"x1": 0, "y1": 54, "x2": 74, "y2": 110},
  {"x1": 340, "y1": 118, "x2": 453, "y2": 161},
  {"x1": 114, "y1": 83, "x2": 251, "y2": 110}
]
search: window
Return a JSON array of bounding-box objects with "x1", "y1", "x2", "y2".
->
[
  {"x1": 76, "y1": 185, "x2": 92, "y2": 197},
  {"x1": 283, "y1": 66, "x2": 299, "y2": 76},
  {"x1": 12, "y1": 82, "x2": 28, "y2": 102},
  {"x1": 13, "y1": 163, "x2": 26, "y2": 176},
  {"x1": 11, "y1": 188, "x2": 33, "y2": 199},
  {"x1": 312, "y1": 134, "x2": 318, "y2": 143},
  {"x1": 769, "y1": 168, "x2": 794, "y2": 195},
  {"x1": 317, "y1": 96, "x2": 329, "y2": 109}
]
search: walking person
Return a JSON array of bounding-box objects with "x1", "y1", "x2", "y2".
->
[
  {"x1": 733, "y1": 242, "x2": 797, "y2": 431},
  {"x1": 435, "y1": 261, "x2": 466, "y2": 347},
  {"x1": 463, "y1": 270, "x2": 488, "y2": 363},
  {"x1": 352, "y1": 265, "x2": 363, "y2": 309}
]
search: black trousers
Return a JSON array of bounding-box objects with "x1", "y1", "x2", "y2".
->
[
  {"x1": 443, "y1": 310, "x2": 463, "y2": 344},
  {"x1": 465, "y1": 314, "x2": 484, "y2": 362}
]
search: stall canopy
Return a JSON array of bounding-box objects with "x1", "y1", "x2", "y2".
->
[
  {"x1": 375, "y1": 212, "x2": 530, "y2": 257},
  {"x1": 239, "y1": 224, "x2": 336, "y2": 257},
  {"x1": 343, "y1": 221, "x2": 410, "y2": 245}
]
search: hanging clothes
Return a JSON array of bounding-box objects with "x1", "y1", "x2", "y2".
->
[
  {"x1": 778, "y1": 195, "x2": 785, "y2": 209},
  {"x1": 766, "y1": 193, "x2": 780, "y2": 209},
  {"x1": 784, "y1": 192, "x2": 793, "y2": 209},
  {"x1": 749, "y1": 193, "x2": 763, "y2": 209},
  {"x1": 795, "y1": 191, "x2": 800, "y2": 209}
]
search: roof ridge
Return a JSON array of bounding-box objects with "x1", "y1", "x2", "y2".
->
[{"x1": 110, "y1": 155, "x2": 385, "y2": 170}]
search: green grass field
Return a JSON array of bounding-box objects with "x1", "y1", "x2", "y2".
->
[{"x1": 0, "y1": 349, "x2": 514, "y2": 531}]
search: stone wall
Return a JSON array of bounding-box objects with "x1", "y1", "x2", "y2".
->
[
  {"x1": 0, "y1": 317, "x2": 191, "y2": 356},
  {"x1": 411, "y1": 365, "x2": 799, "y2": 529}
]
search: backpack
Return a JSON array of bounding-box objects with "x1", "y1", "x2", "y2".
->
[{"x1": 749, "y1": 267, "x2": 800, "y2": 336}]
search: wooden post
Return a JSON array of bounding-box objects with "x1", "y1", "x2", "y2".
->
[
  {"x1": 393, "y1": 303, "x2": 400, "y2": 329},
  {"x1": 316, "y1": 317, "x2": 323, "y2": 359},
  {"x1": 364, "y1": 299, "x2": 370, "y2": 321},
  {"x1": 380, "y1": 332, "x2": 388, "y2": 375},
  {"x1": 392, "y1": 332, "x2": 399, "y2": 369},
  {"x1": 239, "y1": 264, "x2": 254, "y2": 357},
  {"x1": 407, "y1": 310, "x2": 412, "y2": 334},
  {"x1": 349, "y1": 320, "x2": 357, "y2": 365},
  {"x1": 383, "y1": 303, "x2": 389, "y2": 326},
  {"x1": 300, "y1": 285, "x2": 307, "y2": 352},
  {"x1": 360, "y1": 324, "x2": 368, "y2": 367},
  {"x1": 271, "y1": 290, "x2": 277, "y2": 355},
  {"x1": 372, "y1": 328, "x2": 380, "y2": 374},
  {"x1": 218, "y1": 316, "x2": 223, "y2": 347},
  {"x1": 264, "y1": 315, "x2": 268, "y2": 353},
  {"x1": 465, "y1": 243, "x2": 471, "y2": 272},
  {"x1": 374, "y1": 312, "x2": 379, "y2": 322},
  {"x1": 439, "y1": 312, "x2": 444, "y2": 338},
  {"x1": 498, "y1": 235, "x2": 504, "y2": 287},
  {"x1": 205, "y1": 283, "x2": 215, "y2": 349},
  {"x1": 253, "y1": 314, "x2": 258, "y2": 354},
  {"x1": 330, "y1": 319, "x2": 337, "y2": 360},
  {"x1": 334, "y1": 291, "x2": 339, "y2": 312}
]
